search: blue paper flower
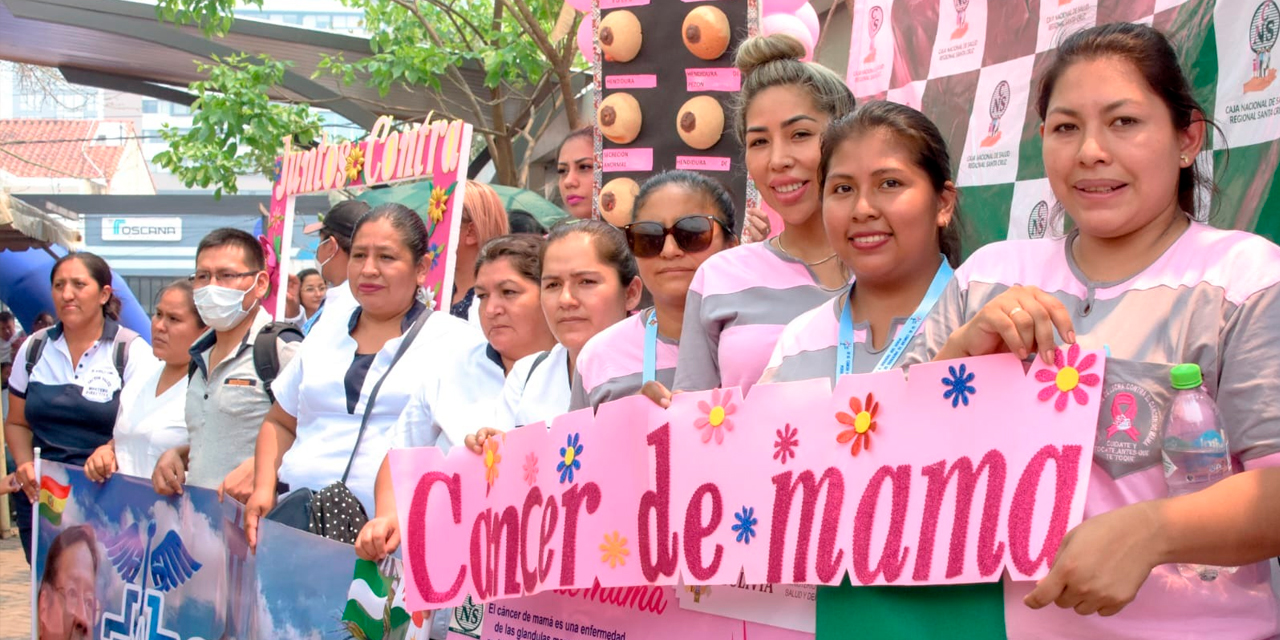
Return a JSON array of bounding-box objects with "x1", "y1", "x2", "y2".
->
[
  {"x1": 731, "y1": 506, "x2": 758, "y2": 545},
  {"x1": 557, "y1": 433, "x2": 583, "y2": 484},
  {"x1": 942, "y1": 364, "x2": 977, "y2": 408}
]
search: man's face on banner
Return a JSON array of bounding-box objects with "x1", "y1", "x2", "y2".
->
[{"x1": 38, "y1": 540, "x2": 97, "y2": 640}]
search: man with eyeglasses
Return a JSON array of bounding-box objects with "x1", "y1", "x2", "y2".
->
[
  {"x1": 152, "y1": 228, "x2": 300, "y2": 502},
  {"x1": 38, "y1": 524, "x2": 99, "y2": 640}
]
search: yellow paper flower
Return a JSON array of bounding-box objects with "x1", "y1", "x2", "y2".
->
[
  {"x1": 428, "y1": 186, "x2": 448, "y2": 224},
  {"x1": 345, "y1": 146, "x2": 365, "y2": 183}
]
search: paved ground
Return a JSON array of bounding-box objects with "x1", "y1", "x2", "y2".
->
[{"x1": 0, "y1": 533, "x2": 31, "y2": 640}]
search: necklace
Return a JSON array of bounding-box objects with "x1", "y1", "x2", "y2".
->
[{"x1": 775, "y1": 234, "x2": 839, "y2": 266}]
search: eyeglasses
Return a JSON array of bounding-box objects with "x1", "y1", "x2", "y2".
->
[
  {"x1": 623, "y1": 215, "x2": 730, "y2": 258},
  {"x1": 52, "y1": 584, "x2": 99, "y2": 619},
  {"x1": 188, "y1": 271, "x2": 260, "y2": 286}
]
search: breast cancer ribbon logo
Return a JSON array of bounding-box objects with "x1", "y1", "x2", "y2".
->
[
  {"x1": 952, "y1": 0, "x2": 970, "y2": 39},
  {"x1": 1106, "y1": 392, "x2": 1139, "y2": 442},
  {"x1": 865, "y1": 6, "x2": 884, "y2": 63},
  {"x1": 1247, "y1": 0, "x2": 1280, "y2": 93},
  {"x1": 982, "y1": 81, "x2": 1011, "y2": 148}
]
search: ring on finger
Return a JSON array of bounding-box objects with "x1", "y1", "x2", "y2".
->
[{"x1": 1009, "y1": 306, "x2": 1025, "y2": 317}]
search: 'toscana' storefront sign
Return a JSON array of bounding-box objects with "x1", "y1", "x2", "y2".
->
[{"x1": 100, "y1": 216, "x2": 183, "y2": 241}]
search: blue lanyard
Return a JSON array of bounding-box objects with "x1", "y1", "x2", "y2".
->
[
  {"x1": 837, "y1": 258, "x2": 953, "y2": 377},
  {"x1": 643, "y1": 308, "x2": 659, "y2": 384}
]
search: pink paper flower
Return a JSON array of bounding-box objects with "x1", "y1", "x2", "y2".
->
[
  {"x1": 694, "y1": 389, "x2": 737, "y2": 444},
  {"x1": 1036, "y1": 343, "x2": 1101, "y2": 411},
  {"x1": 522, "y1": 452, "x2": 538, "y2": 487}
]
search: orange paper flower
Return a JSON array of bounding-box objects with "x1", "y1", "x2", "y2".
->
[
  {"x1": 483, "y1": 436, "x2": 502, "y2": 491},
  {"x1": 835, "y1": 393, "x2": 880, "y2": 456},
  {"x1": 599, "y1": 531, "x2": 630, "y2": 569}
]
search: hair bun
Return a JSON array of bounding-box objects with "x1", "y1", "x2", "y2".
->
[{"x1": 734, "y1": 34, "x2": 806, "y2": 77}]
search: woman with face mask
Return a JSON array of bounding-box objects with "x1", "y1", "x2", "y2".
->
[{"x1": 5, "y1": 252, "x2": 155, "y2": 563}]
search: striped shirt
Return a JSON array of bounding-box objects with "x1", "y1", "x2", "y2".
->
[
  {"x1": 903, "y1": 222, "x2": 1280, "y2": 639},
  {"x1": 759, "y1": 293, "x2": 927, "y2": 385},
  {"x1": 674, "y1": 241, "x2": 843, "y2": 394},
  {"x1": 569, "y1": 309, "x2": 679, "y2": 411}
]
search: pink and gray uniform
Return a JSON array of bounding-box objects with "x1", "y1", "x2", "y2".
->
[
  {"x1": 759, "y1": 293, "x2": 930, "y2": 384},
  {"x1": 570, "y1": 310, "x2": 679, "y2": 411},
  {"x1": 902, "y1": 222, "x2": 1280, "y2": 639},
  {"x1": 674, "y1": 242, "x2": 844, "y2": 393}
]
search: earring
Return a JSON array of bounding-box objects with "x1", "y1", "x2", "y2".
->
[{"x1": 1180, "y1": 154, "x2": 1189, "y2": 166}]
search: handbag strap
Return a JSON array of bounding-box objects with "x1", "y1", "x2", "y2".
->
[{"x1": 341, "y1": 308, "x2": 431, "y2": 483}]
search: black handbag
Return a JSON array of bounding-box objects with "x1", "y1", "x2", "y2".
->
[{"x1": 265, "y1": 310, "x2": 429, "y2": 543}]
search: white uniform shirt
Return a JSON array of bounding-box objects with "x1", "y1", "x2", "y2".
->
[
  {"x1": 390, "y1": 340, "x2": 505, "y2": 454},
  {"x1": 274, "y1": 305, "x2": 500, "y2": 514},
  {"x1": 494, "y1": 343, "x2": 572, "y2": 431},
  {"x1": 113, "y1": 361, "x2": 189, "y2": 478},
  {"x1": 301, "y1": 281, "x2": 359, "y2": 335}
]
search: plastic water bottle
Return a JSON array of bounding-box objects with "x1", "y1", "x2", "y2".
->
[{"x1": 1160, "y1": 363, "x2": 1236, "y2": 581}]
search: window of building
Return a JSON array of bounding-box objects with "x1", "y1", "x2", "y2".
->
[{"x1": 142, "y1": 99, "x2": 159, "y2": 114}]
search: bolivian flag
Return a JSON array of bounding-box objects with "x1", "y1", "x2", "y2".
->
[{"x1": 39, "y1": 477, "x2": 70, "y2": 526}]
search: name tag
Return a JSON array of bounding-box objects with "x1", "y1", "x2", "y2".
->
[{"x1": 224, "y1": 377, "x2": 258, "y2": 388}]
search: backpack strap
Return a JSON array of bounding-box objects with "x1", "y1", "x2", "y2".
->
[
  {"x1": 24, "y1": 334, "x2": 48, "y2": 377},
  {"x1": 524, "y1": 350, "x2": 551, "y2": 386},
  {"x1": 110, "y1": 327, "x2": 138, "y2": 382},
  {"x1": 252, "y1": 322, "x2": 305, "y2": 404}
]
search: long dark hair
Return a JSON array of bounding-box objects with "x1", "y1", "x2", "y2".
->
[
  {"x1": 1036, "y1": 22, "x2": 1217, "y2": 221},
  {"x1": 50, "y1": 252, "x2": 122, "y2": 320},
  {"x1": 819, "y1": 101, "x2": 964, "y2": 267}
]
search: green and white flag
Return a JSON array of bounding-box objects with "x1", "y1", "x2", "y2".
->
[{"x1": 342, "y1": 559, "x2": 411, "y2": 640}]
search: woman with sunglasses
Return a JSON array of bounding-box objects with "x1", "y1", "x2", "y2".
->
[
  {"x1": 571, "y1": 171, "x2": 737, "y2": 411},
  {"x1": 645, "y1": 35, "x2": 856, "y2": 404}
]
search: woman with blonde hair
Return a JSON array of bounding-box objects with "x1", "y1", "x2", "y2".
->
[{"x1": 452, "y1": 181, "x2": 510, "y2": 321}]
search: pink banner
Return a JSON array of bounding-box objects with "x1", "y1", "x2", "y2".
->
[
  {"x1": 445, "y1": 585, "x2": 810, "y2": 640},
  {"x1": 600, "y1": 0, "x2": 649, "y2": 7},
  {"x1": 267, "y1": 117, "x2": 471, "y2": 315},
  {"x1": 392, "y1": 350, "x2": 1104, "y2": 610}
]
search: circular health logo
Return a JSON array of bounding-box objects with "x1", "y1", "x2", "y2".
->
[
  {"x1": 1250, "y1": 0, "x2": 1280, "y2": 54},
  {"x1": 1028, "y1": 200, "x2": 1049, "y2": 239},
  {"x1": 990, "y1": 80, "x2": 1012, "y2": 120}
]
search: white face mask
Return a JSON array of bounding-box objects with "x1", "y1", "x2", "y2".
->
[
  {"x1": 193, "y1": 283, "x2": 255, "y2": 331},
  {"x1": 316, "y1": 237, "x2": 342, "y2": 287}
]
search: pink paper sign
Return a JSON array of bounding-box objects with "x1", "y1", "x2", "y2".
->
[
  {"x1": 602, "y1": 148, "x2": 654, "y2": 173},
  {"x1": 446, "y1": 585, "x2": 811, "y2": 640},
  {"x1": 676, "y1": 156, "x2": 731, "y2": 171},
  {"x1": 685, "y1": 68, "x2": 742, "y2": 92},
  {"x1": 391, "y1": 351, "x2": 1105, "y2": 610},
  {"x1": 606, "y1": 74, "x2": 658, "y2": 90},
  {"x1": 267, "y1": 117, "x2": 471, "y2": 315},
  {"x1": 600, "y1": 0, "x2": 649, "y2": 7}
]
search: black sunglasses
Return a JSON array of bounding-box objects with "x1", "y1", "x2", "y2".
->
[{"x1": 623, "y1": 215, "x2": 731, "y2": 258}]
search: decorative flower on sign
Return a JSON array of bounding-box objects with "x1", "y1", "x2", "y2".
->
[
  {"x1": 426, "y1": 242, "x2": 442, "y2": 270},
  {"x1": 695, "y1": 389, "x2": 737, "y2": 444},
  {"x1": 522, "y1": 452, "x2": 539, "y2": 487},
  {"x1": 835, "y1": 393, "x2": 880, "y2": 456},
  {"x1": 428, "y1": 185, "x2": 449, "y2": 224},
  {"x1": 942, "y1": 363, "x2": 977, "y2": 408},
  {"x1": 557, "y1": 433, "x2": 584, "y2": 484},
  {"x1": 773, "y1": 424, "x2": 799, "y2": 464},
  {"x1": 599, "y1": 531, "x2": 630, "y2": 569},
  {"x1": 731, "y1": 506, "x2": 758, "y2": 545},
  {"x1": 1036, "y1": 343, "x2": 1100, "y2": 411},
  {"x1": 344, "y1": 145, "x2": 365, "y2": 183},
  {"x1": 483, "y1": 437, "x2": 501, "y2": 495}
]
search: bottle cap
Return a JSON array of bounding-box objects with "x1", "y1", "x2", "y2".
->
[{"x1": 1170, "y1": 363, "x2": 1203, "y2": 390}]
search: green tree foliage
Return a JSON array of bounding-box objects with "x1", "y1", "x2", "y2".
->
[{"x1": 155, "y1": 0, "x2": 585, "y2": 194}]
